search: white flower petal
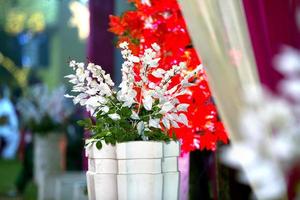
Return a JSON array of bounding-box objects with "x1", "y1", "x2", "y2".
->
[
  {"x1": 149, "y1": 58, "x2": 160, "y2": 68},
  {"x1": 177, "y1": 104, "x2": 189, "y2": 112},
  {"x1": 178, "y1": 113, "x2": 189, "y2": 126},
  {"x1": 137, "y1": 121, "x2": 145, "y2": 135},
  {"x1": 64, "y1": 94, "x2": 74, "y2": 98},
  {"x1": 167, "y1": 85, "x2": 178, "y2": 95},
  {"x1": 162, "y1": 117, "x2": 170, "y2": 129},
  {"x1": 101, "y1": 106, "x2": 109, "y2": 113},
  {"x1": 64, "y1": 74, "x2": 77, "y2": 79},
  {"x1": 85, "y1": 96, "x2": 101, "y2": 107},
  {"x1": 119, "y1": 41, "x2": 129, "y2": 49},
  {"x1": 131, "y1": 111, "x2": 140, "y2": 120},
  {"x1": 129, "y1": 55, "x2": 140, "y2": 63},
  {"x1": 149, "y1": 118, "x2": 161, "y2": 128},
  {"x1": 160, "y1": 102, "x2": 175, "y2": 114},
  {"x1": 152, "y1": 68, "x2": 166, "y2": 78},
  {"x1": 108, "y1": 113, "x2": 120, "y2": 121},
  {"x1": 171, "y1": 120, "x2": 180, "y2": 128},
  {"x1": 151, "y1": 43, "x2": 160, "y2": 51},
  {"x1": 143, "y1": 95, "x2": 153, "y2": 111}
]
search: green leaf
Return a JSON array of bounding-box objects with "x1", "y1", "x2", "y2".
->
[
  {"x1": 96, "y1": 141, "x2": 102, "y2": 149},
  {"x1": 172, "y1": 130, "x2": 177, "y2": 140},
  {"x1": 77, "y1": 118, "x2": 93, "y2": 128}
]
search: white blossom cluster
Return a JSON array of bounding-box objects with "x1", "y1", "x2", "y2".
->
[
  {"x1": 222, "y1": 47, "x2": 300, "y2": 200},
  {"x1": 65, "y1": 42, "x2": 203, "y2": 139},
  {"x1": 65, "y1": 61, "x2": 114, "y2": 116},
  {"x1": 17, "y1": 84, "x2": 72, "y2": 125}
]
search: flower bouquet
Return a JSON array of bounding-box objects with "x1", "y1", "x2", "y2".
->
[
  {"x1": 17, "y1": 84, "x2": 72, "y2": 134},
  {"x1": 65, "y1": 42, "x2": 203, "y2": 199},
  {"x1": 17, "y1": 84, "x2": 73, "y2": 199}
]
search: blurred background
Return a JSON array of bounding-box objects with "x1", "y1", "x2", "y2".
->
[
  {"x1": 0, "y1": 0, "x2": 99, "y2": 199},
  {"x1": 0, "y1": 0, "x2": 299, "y2": 200}
]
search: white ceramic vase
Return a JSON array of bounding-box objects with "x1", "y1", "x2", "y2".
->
[
  {"x1": 116, "y1": 141, "x2": 163, "y2": 200},
  {"x1": 34, "y1": 133, "x2": 63, "y2": 200},
  {"x1": 162, "y1": 141, "x2": 180, "y2": 200},
  {"x1": 85, "y1": 141, "x2": 118, "y2": 200},
  {"x1": 86, "y1": 140, "x2": 180, "y2": 200}
]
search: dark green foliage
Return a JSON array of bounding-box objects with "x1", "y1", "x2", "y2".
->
[
  {"x1": 81, "y1": 96, "x2": 177, "y2": 149},
  {"x1": 27, "y1": 114, "x2": 64, "y2": 135}
]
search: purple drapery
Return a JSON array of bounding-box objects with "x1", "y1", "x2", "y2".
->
[
  {"x1": 83, "y1": 0, "x2": 114, "y2": 171},
  {"x1": 243, "y1": 1, "x2": 300, "y2": 198},
  {"x1": 179, "y1": 153, "x2": 190, "y2": 200},
  {"x1": 88, "y1": 0, "x2": 114, "y2": 75},
  {"x1": 243, "y1": 0, "x2": 300, "y2": 92}
]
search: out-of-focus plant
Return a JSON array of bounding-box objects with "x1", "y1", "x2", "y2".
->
[
  {"x1": 5, "y1": 10, "x2": 45, "y2": 35},
  {"x1": 222, "y1": 47, "x2": 300, "y2": 200},
  {"x1": 27, "y1": 12, "x2": 45, "y2": 33},
  {"x1": 4, "y1": 10, "x2": 26, "y2": 35},
  {"x1": 17, "y1": 84, "x2": 73, "y2": 135},
  {"x1": 69, "y1": 0, "x2": 89, "y2": 40}
]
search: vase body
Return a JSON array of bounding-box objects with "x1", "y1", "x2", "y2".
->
[
  {"x1": 162, "y1": 141, "x2": 180, "y2": 200},
  {"x1": 54, "y1": 172, "x2": 87, "y2": 200},
  {"x1": 85, "y1": 141, "x2": 118, "y2": 200},
  {"x1": 86, "y1": 140, "x2": 180, "y2": 200},
  {"x1": 34, "y1": 133, "x2": 63, "y2": 200},
  {"x1": 116, "y1": 141, "x2": 163, "y2": 200}
]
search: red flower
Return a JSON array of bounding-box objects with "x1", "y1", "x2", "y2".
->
[
  {"x1": 108, "y1": 0, "x2": 228, "y2": 152},
  {"x1": 108, "y1": 15, "x2": 126, "y2": 35}
]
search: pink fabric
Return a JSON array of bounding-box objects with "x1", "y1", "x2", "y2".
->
[
  {"x1": 88, "y1": 0, "x2": 114, "y2": 75},
  {"x1": 243, "y1": 1, "x2": 300, "y2": 198},
  {"x1": 179, "y1": 153, "x2": 190, "y2": 200},
  {"x1": 242, "y1": 0, "x2": 300, "y2": 92},
  {"x1": 84, "y1": 0, "x2": 114, "y2": 170}
]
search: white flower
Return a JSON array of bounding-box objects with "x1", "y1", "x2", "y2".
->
[
  {"x1": 130, "y1": 111, "x2": 140, "y2": 120},
  {"x1": 171, "y1": 120, "x2": 180, "y2": 128},
  {"x1": 274, "y1": 46, "x2": 300, "y2": 75},
  {"x1": 99, "y1": 82, "x2": 112, "y2": 96},
  {"x1": 85, "y1": 88, "x2": 98, "y2": 95},
  {"x1": 162, "y1": 117, "x2": 170, "y2": 129},
  {"x1": 149, "y1": 58, "x2": 160, "y2": 68},
  {"x1": 166, "y1": 85, "x2": 178, "y2": 95},
  {"x1": 64, "y1": 74, "x2": 77, "y2": 80},
  {"x1": 129, "y1": 55, "x2": 140, "y2": 63},
  {"x1": 119, "y1": 41, "x2": 129, "y2": 49},
  {"x1": 160, "y1": 102, "x2": 175, "y2": 114},
  {"x1": 64, "y1": 94, "x2": 75, "y2": 98},
  {"x1": 85, "y1": 96, "x2": 102, "y2": 107},
  {"x1": 279, "y1": 79, "x2": 300, "y2": 101},
  {"x1": 73, "y1": 93, "x2": 88, "y2": 104},
  {"x1": 178, "y1": 113, "x2": 189, "y2": 126},
  {"x1": 18, "y1": 84, "x2": 72, "y2": 125},
  {"x1": 148, "y1": 82, "x2": 156, "y2": 89},
  {"x1": 108, "y1": 113, "x2": 121, "y2": 121},
  {"x1": 100, "y1": 106, "x2": 109, "y2": 114},
  {"x1": 69, "y1": 60, "x2": 76, "y2": 68},
  {"x1": 149, "y1": 118, "x2": 161, "y2": 128},
  {"x1": 137, "y1": 121, "x2": 145, "y2": 135},
  {"x1": 152, "y1": 68, "x2": 166, "y2": 78},
  {"x1": 143, "y1": 95, "x2": 153, "y2": 111},
  {"x1": 151, "y1": 43, "x2": 160, "y2": 51},
  {"x1": 66, "y1": 42, "x2": 196, "y2": 138},
  {"x1": 179, "y1": 62, "x2": 187, "y2": 69},
  {"x1": 177, "y1": 104, "x2": 189, "y2": 112}
]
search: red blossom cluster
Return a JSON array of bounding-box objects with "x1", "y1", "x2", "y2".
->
[{"x1": 109, "y1": 0, "x2": 228, "y2": 152}]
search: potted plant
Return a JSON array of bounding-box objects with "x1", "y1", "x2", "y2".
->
[
  {"x1": 17, "y1": 84, "x2": 73, "y2": 200},
  {"x1": 65, "y1": 42, "x2": 203, "y2": 199}
]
